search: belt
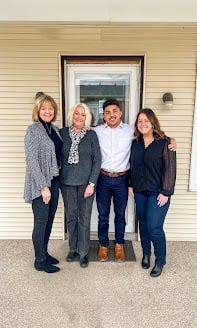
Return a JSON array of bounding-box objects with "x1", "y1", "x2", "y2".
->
[{"x1": 100, "y1": 169, "x2": 128, "y2": 177}]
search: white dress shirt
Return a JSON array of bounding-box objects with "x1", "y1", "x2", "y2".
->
[{"x1": 94, "y1": 122, "x2": 134, "y2": 173}]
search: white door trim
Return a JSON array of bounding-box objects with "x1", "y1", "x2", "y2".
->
[{"x1": 65, "y1": 62, "x2": 140, "y2": 233}]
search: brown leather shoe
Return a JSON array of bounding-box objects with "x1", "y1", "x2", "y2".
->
[
  {"x1": 98, "y1": 246, "x2": 108, "y2": 262},
  {"x1": 115, "y1": 243, "x2": 125, "y2": 262}
]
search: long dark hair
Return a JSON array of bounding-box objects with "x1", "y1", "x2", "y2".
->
[{"x1": 134, "y1": 108, "x2": 167, "y2": 140}]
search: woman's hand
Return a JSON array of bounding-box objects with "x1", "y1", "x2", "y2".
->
[
  {"x1": 157, "y1": 193, "x2": 169, "y2": 207},
  {"x1": 41, "y1": 186, "x2": 51, "y2": 204},
  {"x1": 168, "y1": 138, "x2": 177, "y2": 151},
  {"x1": 128, "y1": 187, "x2": 134, "y2": 197},
  {"x1": 84, "y1": 185, "x2": 94, "y2": 198}
]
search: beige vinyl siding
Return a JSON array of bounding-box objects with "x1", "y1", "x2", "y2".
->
[{"x1": 0, "y1": 24, "x2": 196, "y2": 240}]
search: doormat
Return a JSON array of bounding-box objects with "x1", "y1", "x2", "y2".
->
[{"x1": 88, "y1": 240, "x2": 136, "y2": 262}]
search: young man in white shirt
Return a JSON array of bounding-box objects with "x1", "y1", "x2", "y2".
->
[{"x1": 95, "y1": 99, "x2": 133, "y2": 262}]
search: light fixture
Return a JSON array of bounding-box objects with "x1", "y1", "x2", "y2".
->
[{"x1": 162, "y1": 92, "x2": 173, "y2": 107}]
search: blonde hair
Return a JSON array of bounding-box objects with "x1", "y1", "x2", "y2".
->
[
  {"x1": 32, "y1": 94, "x2": 58, "y2": 122},
  {"x1": 67, "y1": 103, "x2": 92, "y2": 128}
]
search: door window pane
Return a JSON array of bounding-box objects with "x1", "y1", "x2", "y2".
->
[{"x1": 75, "y1": 73, "x2": 130, "y2": 126}]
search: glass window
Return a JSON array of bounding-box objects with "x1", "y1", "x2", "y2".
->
[{"x1": 74, "y1": 73, "x2": 130, "y2": 126}]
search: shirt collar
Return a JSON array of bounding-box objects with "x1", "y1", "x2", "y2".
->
[{"x1": 104, "y1": 121, "x2": 123, "y2": 128}]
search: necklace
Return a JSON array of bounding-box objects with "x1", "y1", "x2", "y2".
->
[{"x1": 45, "y1": 122, "x2": 52, "y2": 135}]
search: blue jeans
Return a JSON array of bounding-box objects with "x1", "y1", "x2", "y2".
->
[
  {"x1": 96, "y1": 174, "x2": 128, "y2": 247},
  {"x1": 32, "y1": 178, "x2": 60, "y2": 263},
  {"x1": 134, "y1": 191, "x2": 170, "y2": 266}
]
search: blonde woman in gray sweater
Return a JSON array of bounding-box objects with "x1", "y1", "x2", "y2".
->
[
  {"x1": 24, "y1": 93, "x2": 63, "y2": 273},
  {"x1": 60, "y1": 103, "x2": 101, "y2": 268}
]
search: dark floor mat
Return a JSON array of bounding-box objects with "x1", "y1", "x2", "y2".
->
[{"x1": 88, "y1": 240, "x2": 136, "y2": 262}]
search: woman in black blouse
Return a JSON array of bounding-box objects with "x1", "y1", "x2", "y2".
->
[{"x1": 129, "y1": 108, "x2": 176, "y2": 277}]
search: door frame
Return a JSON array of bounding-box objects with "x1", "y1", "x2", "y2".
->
[
  {"x1": 60, "y1": 55, "x2": 145, "y2": 237},
  {"x1": 60, "y1": 56, "x2": 144, "y2": 126}
]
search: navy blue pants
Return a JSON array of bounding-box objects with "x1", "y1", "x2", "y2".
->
[
  {"x1": 134, "y1": 191, "x2": 170, "y2": 266},
  {"x1": 32, "y1": 178, "x2": 59, "y2": 263},
  {"x1": 96, "y1": 174, "x2": 128, "y2": 247}
]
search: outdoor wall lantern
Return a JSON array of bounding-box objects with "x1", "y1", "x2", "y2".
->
[{"x1": 162, "y1": 92, "x2": 173, "y2": 107}]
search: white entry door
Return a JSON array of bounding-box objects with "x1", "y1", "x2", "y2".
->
[{"x1": 65, "y1": 63, "x2": 140, "y2": 233}]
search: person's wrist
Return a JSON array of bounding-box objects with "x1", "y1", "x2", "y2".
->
[{"x1": 89, "y1": 182, "x2": 95, "y2": 188}]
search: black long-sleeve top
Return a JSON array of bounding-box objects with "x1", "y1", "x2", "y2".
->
[
  {"x1": 129, "y1": 137, "x2": 176, "y2": 196},
  {"x1": 39, "y1": 118, "x2": 63, "y2": 167}
]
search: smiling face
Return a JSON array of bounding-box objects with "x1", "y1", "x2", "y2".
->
[
  {"x1": 39, "y1": 101, "x2": 55, "y2": 123},
  {"x1": 137, "y1": 112, "x2": 153, "y2": 136},
  {"x1": 103, "y1": 104, "x2": 122, "y2": 128},
  {"x1": 72, "y1": 106, "x2": 86, "y2": 130}
]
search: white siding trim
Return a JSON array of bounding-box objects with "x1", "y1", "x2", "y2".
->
[{"x1": 189, "y1": 72, "x2": 197, "y2": 191}]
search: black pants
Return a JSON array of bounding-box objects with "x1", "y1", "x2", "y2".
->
[
  {"x1": 32, "y1": 178, "x2": 59, "y2": 263},
  {"x1": 61, "y1": 184, "x2": 94, "y2": 258}
]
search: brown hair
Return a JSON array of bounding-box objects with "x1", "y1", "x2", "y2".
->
[
  {"x1": 134, "y1": 108, "x2": 167, "y2": 140},
  {"x1": 32, "y1": 94, "x2": 58, "y2": 122}
]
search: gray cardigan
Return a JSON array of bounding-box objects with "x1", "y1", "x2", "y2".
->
[
  {"x1": 60, "y1": 127, "x2": 101, "y2": 186},
  {"x1": 24, "y1": 122, "x2": 60, "y2": 203}
]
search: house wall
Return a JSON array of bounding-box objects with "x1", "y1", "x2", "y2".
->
[{"x1": 0, "y1": 24, "x2": 196, "y2": 240}]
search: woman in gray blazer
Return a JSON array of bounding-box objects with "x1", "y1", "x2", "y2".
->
[
  {"x1": 24, "y1": 93, "x2": 63, "y2": 273},
  {"x1": 60, "y1": 103, "x2": 101, "y2": 268}
]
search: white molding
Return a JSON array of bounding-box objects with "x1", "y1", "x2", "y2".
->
[
  {"x1": 0, "y1": 0, "x2": 197, "y2": 22},
  {"x1": 189, "y1": 69, "x2": 197, "y2": 191}
]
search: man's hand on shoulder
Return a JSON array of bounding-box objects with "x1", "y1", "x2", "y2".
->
[{"x1": 168, "y1": 138, "x2": 177, "y2": 151}]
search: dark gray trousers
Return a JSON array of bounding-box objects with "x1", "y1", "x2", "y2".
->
[{"x1": 61, "y1": 184, "x2": 94, "y2": 258}]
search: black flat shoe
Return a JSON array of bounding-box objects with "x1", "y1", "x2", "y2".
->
[
  {"x1": 141, "y1": 255, "x2": 150, "y2": 269},
  {"x1": 66, "y1": 251, "x2": 79, "y2": 262},
  {"x1": 80, "y1": 255, "x2": 89, "y2": 268},
  {"x1": 150, "y1": 264, "x2": 163, "y2": 278},
  {"x1": 46, "y1": 253, "x2": 59, "y2": 265},
  {"x1": 34, "y1": 260, "x2": 60, "y2": 273}
]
